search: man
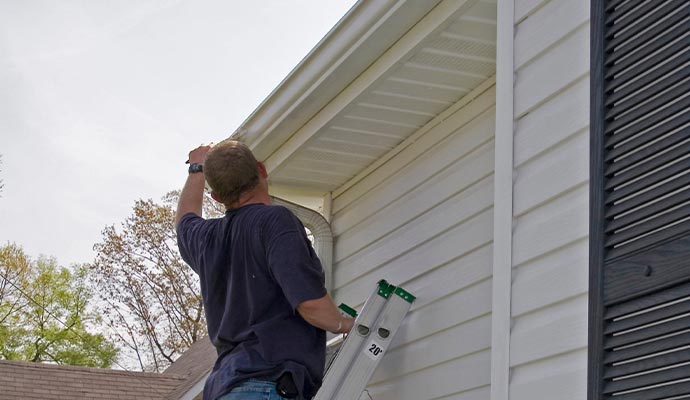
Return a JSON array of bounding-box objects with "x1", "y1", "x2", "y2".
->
[{"x1": 176, "y1": 140, "x2": 354, "y2": 400}]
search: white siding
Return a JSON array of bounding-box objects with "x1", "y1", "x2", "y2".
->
[
  {"x1": 510, "y1": 1, "x2": 589, "y2": 399},
  {"x1": 510, "y1": 350, "x2": 587, "y2": 400},
  {"x1": 318, "y1": 2, "x2": 591, "y2": 399},
  {"x1": 330, "y1": 86, "x2": 496, "y2": 400}
]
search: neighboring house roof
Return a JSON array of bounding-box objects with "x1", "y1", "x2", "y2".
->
[
  {"x1": 0, "y1": 360, "x2": 186, "y2": 400},
  {"x1": 0, "y1": 337, "x2": 218, "y2": 400},
  {"x1": 163, "y1": 337, "x2": 217, "y2": 400}
]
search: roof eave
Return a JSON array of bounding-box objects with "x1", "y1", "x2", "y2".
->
[{"x1": 232, "y1": 0, "x2": 443, "y2": 166}]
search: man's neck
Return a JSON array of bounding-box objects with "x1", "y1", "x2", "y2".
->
[{"x1": 230, "y1": 189, "x2": 272, "y2": 210}]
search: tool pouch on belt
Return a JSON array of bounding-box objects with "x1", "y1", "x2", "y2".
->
[{"x1": 275, "y1": 372, "x2": 299, "y2": 399}]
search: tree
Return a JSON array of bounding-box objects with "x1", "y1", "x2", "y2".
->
[
  {"x1": 0, "y1": 244, "x2": 30, "y2": 359},
  {"x1": 90, "y1": 191, "x2": 221, "y2": 372},
  {"x1": 0, "y1": 243, "x2": 118, "y2": 367}
]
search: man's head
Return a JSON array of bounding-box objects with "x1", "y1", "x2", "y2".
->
[{"x1": 204, "y1": 140, "x2": 264, "y2": 208}]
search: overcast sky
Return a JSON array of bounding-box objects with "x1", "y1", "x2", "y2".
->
[{"x1": 0, "y1": 0, "x2": 356, "y2": 266}]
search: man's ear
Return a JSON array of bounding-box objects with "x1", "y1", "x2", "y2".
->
[
  {"x1": 257, "y1": 161, "x2": 268, "y2": 178},
  {"x1": 210, "y1": 191, "x2": 222, "y2": 203}
]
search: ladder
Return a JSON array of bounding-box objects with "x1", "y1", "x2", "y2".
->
[{"x1": 314, "y1": 279, "x2": 415, "y2": 400}]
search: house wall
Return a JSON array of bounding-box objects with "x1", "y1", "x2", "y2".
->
[
  {"x1": 509, "y1": 0, "x2": 590, "y2": 399},
  {"x1": 329, "y1": 85, "x2": 496, "y2": 400},
  {"x1": 324, "y1": 1, "x2": 591, "y2": 399}
]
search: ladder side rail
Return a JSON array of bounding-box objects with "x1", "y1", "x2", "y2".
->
[
  {"x1": 333, "y1": 289, "x2": 414, "y2": 400},
  {"x1": 314, "y1": 281, "x2": 391, "y2": 400}
]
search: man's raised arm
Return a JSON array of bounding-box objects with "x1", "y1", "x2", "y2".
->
[{"x1": 175, "y1": 144, "x2": 213, "y2": 226}]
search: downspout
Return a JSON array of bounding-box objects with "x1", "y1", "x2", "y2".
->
[{"x1": 271, "y1": 196, "x2": 333, "y2": 292}]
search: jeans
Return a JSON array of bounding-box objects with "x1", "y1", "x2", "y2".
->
[{"x1": 216, "y1": 379, "x2": 300, "y2": 400}]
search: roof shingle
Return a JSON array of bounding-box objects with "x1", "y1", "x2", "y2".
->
[
  {"x1": 0, "y1": 360, "x2": 186, "y2": 400},
  {"x1": 163, "y1": 337, "x2": 216, "y2": 400}
]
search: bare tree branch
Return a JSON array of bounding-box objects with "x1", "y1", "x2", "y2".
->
[{"x1": 89, "y1": 191, "x2": 217, "y2": 372}]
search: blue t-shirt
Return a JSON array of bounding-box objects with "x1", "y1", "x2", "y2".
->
[{"x1": 176, "y1": 204, "x2": 327, "y2": 400}]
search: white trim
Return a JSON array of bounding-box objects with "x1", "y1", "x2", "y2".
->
[
  {"x1": 322, "y1": 191, "x2": 333, "y2": 223},
  {"x1": 491, "y1": 1, "x2": 514, "y2": 400},
  {"x1": 178, "y1": 371, "x2": 210, "y2": 400}
]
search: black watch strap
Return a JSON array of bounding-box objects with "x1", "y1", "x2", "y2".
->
[{"x1": 188, "y1": 163, "x2": 203, "y2": 174}]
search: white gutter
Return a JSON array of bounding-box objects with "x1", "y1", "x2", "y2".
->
[{"x1": 271, "y1": 197, "x2": 333, "y2": 292}]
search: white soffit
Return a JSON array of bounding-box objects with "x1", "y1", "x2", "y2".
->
[{"x1": 241, "y1": 0, "x2": 497, "y2": 193}]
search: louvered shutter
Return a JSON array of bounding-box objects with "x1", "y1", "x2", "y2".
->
[{"x1": 590, "y1": 1, "x2": 690, "y2": 400}]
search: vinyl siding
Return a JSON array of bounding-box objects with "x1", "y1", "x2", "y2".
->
[
  {"x1": 510, "y1": 1, "x2": 590, "y2": 399},
  {"x1": 319, "y1": 1, "x2": 591, "y2": 398},
  {"x1": 330, "y1": 85, "x2": 496, "y2": 400}
]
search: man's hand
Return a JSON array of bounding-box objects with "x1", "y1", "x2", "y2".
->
[
  {"x1": 338, "y1": 315, "x2": 355, "y2": 335},
  {"x1": 297, "y1": 294, "x2": 356, "y2": 334},
  {"x1": 187, "y1": 143, "x2": 214, "y2": 165}
]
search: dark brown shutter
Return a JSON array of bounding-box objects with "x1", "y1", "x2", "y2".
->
[{"x1": 590, "y1": 1, "x2": 690, "y2": 400}]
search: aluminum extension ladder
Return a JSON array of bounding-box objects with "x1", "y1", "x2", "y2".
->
[{"x1": 314, "y1": 279, "x2": 415, "y2": 400}]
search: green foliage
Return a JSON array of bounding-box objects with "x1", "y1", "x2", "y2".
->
[{"x1": 0, "y1": 243, "x2": 118, "y2": 367}]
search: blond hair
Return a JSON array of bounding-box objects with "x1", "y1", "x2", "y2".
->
[{"x1": 204, "y1": 140, "x2": 260, "y2": 207}]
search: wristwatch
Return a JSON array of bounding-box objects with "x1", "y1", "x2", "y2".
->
[{"x1": 188, "y1": 163, "x2": 203, "y2": 174}]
